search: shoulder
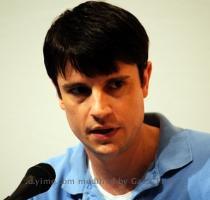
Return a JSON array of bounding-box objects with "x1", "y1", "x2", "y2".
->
[
  {"x1": 185, "y1": 129, "x2": 210, "y2": 141},
  {"x1": 184, "y1": 129, "x2": 210, "y2": 156},
  {"x1": 30, "y1": 143, "x2": 86, "y2": 199},
  {"x1": 45, "y1": 143, "x2": 85, "y2": 181},
  {"x1": 182, "y1": 129, "x2": 210, "y2": 199},
  {"x1": 179, "y1": 129, "x2": 210, "y2": 170},
  {"x1": 46, "y1": 144, "x2": 80, "y2": 168}
]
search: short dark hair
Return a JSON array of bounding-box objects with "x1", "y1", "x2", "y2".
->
[{"x1": 43, "y1": 1, "x2": 149, "y2": 98}]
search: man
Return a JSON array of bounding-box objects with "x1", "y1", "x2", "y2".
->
[{"x1": 32, "y1": 1, "x2": 210, "y2": 199}]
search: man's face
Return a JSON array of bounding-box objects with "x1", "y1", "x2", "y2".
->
[{"x1": 57, "y1": 61, "x2": 151, "y2": 157}]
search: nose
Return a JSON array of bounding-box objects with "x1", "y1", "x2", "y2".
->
[{"x1": 90, "y1": 89, "x2": 112, "y2": 123}]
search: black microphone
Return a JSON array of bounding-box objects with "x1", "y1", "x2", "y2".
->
[{"x1": 4, "y1": 163, "x2": 56, "y2": 200}]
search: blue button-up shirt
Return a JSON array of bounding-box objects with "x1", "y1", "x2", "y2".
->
[{"x1": 31, "y1": 113, "x2": 210, "y2": 199}]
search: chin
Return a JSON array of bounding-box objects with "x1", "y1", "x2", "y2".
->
[{"x1": 87, "y1": 143, "x2": 121, "y2": 158}]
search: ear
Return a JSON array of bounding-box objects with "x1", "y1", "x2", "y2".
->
[
  {"x1": 142, "y1": 61, "x2": 152, "y2": 98},
  {"x1": 59, "y1": 98, "x2": 65, "y2": 110}
]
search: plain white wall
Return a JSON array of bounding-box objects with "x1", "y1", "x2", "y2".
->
[{"x1": 0, "y1": 0, "x2": 210, "y2": 198}]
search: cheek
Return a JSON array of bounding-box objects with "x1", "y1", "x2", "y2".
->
[
  {"x1": 65, "y1": 108, "x2": 79, "y2": 132},
  {"x1": 64, "y1": 103, "x2": 89, "y2": 136},
  {"x1": 117, "y1": 91, "x2": 144, "y2": 126}
]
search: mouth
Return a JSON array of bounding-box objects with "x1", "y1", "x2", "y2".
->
[
  {"x1": 87, "y1": 126, "x2": 120, "y2": 139},
  {"x1": 89, "y1": 128, "x2": 115, "y2": 135}
]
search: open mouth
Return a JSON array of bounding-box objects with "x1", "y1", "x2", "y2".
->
[{"x1": 90, "y1": 128, "x2": 115, "y2": 135}]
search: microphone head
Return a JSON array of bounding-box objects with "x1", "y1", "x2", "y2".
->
[
  {"x1": 9, "y1": 163, "x2": 56, "y2": 200},
  {"x1": 25, "y1": 163, "x2": 56, "y2": 192}
]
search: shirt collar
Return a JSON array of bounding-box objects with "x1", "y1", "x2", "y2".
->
[{"x1": 144, "y1": 113, "x2": 193, "y2": 176}]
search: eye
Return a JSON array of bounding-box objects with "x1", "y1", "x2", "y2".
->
[
  {"x1": 107, "y1": 79, "x2": 125, "y2": 90},
  {"x1": 68, "y1": 85, "x2": 91, "y2": 97}
]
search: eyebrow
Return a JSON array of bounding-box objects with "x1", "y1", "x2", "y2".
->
[
  {"x1": 105, "y1": 75, "x2": 130, "y2": 84},
  {"x1": 62, "y1": 83, "x2": 88, "y2": 91},
  {"x1": 62, "y1": 75, "x2": 130, "y2": 91}
]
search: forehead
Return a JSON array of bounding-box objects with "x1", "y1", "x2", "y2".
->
[{"x1": 57, "y1": 61, "x2": 138, "y2": 84}]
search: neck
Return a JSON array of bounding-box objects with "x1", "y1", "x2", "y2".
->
[{"x1": 86, "y1": 123, "x2": 160, "y2": 195}]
